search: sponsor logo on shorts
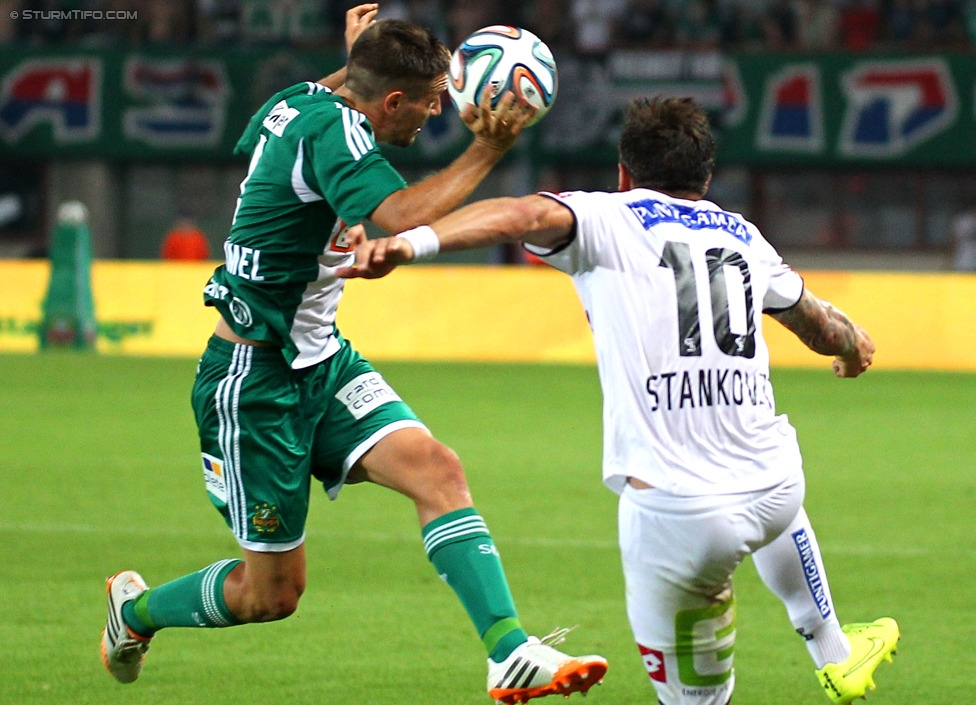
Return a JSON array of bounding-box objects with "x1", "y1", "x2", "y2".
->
[
  {"x1": 681, "y1": 687, "x2": 720, "y2": 697},
  {"x1": 202, "y1": 453, "x2": 227, "y2": 505},
  {"x1": 334, "y1": 372, "x2": 402, "y2": 420},
  {"x1": 252, "y1": 502, "x2": 280, "y2": 533},
  {"x1": 638, "y1": 644, "x2": 667, "y2": 683},
  {"x1": 792, "y1": 528, "x2": 832, "y2": 618}
]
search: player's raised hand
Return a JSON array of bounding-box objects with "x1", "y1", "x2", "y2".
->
[
  {"x1": 462, "y1": 89, "x2": 537, "y2": 153},
  {"x1": 345, "y1": 3, "x2": 378, "y2": 52},
  {"x1": 833, "y1": 324, "x2": 875, "y2": 378},
  {"x1": 336, "y1": 236, "x2": 413, "y2": 280}
]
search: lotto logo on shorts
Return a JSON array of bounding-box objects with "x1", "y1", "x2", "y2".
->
[
  {"x1": 638, "y1": 644, "x2": 667, "y2": 683},
  {"x1": 335, "y1": 372, "x2": 402, "y2": 420},
  {"x1": 201, "y1": 453, "x2": 227, "y2": 505}
]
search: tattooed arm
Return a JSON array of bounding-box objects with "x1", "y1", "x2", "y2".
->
[{"x1": 769, "y1": 290, "x2": 875, "y2": 378}]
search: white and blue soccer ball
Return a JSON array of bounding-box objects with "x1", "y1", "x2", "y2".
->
[{"x1": 447, "y1": 26, "x2": 558, "y2": 127}]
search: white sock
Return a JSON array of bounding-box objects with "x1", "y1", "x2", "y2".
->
[
  {"x1": 806, "y1": 618, "x2": 851, "y2": 669},
  {"x1": 753, "y1": 506, "x2": 853, "y2": 669}
]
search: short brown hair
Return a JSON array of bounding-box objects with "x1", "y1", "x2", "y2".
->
[
  {"x1": 345, "y1": 19, "x2": 450, "y2": 101},
  {"x1": 618, "y1": 97, "x2": 715, "y2": 195}
]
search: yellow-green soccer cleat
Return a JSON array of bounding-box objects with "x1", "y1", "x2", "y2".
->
[{"x1": 816, "y1": 618, "x2": 899, "y2": 704}]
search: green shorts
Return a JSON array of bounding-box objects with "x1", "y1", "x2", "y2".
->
[{"x1": 191, "y1": 334, "x2": 423, "y2": 552}]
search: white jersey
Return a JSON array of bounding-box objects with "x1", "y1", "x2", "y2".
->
[{"x1": 527, "y1": 188, "x2": 805, "y2": 496}]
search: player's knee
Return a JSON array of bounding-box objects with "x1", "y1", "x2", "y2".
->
[
  {"x1": 423, "y1": 440, "x2": 468, "y2": 493},
  {"x1": 248, "y1": 588, "x2": 303, "y2": 622},
  {"x1": 239, "y1": 577, "x2": 305, "y2": 622}
]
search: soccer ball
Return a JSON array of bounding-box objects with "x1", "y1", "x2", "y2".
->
[{"x1": 447, "y1": 26, "x2": 558, "y2": 127}]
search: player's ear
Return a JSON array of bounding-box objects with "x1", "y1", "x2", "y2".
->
[
  {"x1": 384, "y1": 91, "x2": 405, "y2": 114},
  {"x1": 618, "y1": 163, "x2": 633, "y2": 192}
]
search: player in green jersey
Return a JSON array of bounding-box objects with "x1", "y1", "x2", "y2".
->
[{"x1": 101, "y1": 6, "x2": 607, "y2": 703}]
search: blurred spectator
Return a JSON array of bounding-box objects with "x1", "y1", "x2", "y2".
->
[
  {"x1": 761, "y1": 0, "x2": 798, "y2": 49},
  {"x1": 196, "y1": 0, "x2": 243, "y2": 44},
  {"x1": 882, "y1": 0, "x2": 918, "y2": 45},
  {"x1": 718, "y1": 1, "x2": 767, "y2": 50},
  {"x1": 922, "y1": 0, "x2": 969, "y2": 47},
  {"x1": 522, "y1": 0, "x2": 575, "y2": 53},
  {"x1": 161, "y1": 216, "x2": 211, "y2": 260},
  {"x1": 795, "y1": 0, "x2": 842, "y2": 49},
  {"x1": 100, "y1": 0, "x2": 197, "y2": 44},
  {"x1": 617, "y1": 0, "x2": 675, "y2": 48},
  {"x1": 0, "y1": 0, "x2": 22, "y2": 43},
  {"x1": 446, "y1": 0, "x2": 502, "y2": 47},
  {"x1": 676, "y1": 0, "x2": 722, "y2": 49},
  {"x1": 240, "y1": 0, "x2": 329, "y2": 46},
  {"x1": 571, "y1": 0, "x2": 628, "y2": 56},
  {"x1": 839, "y1": 0, "x2": 881, "y2": 50},
  {"x1": 951, "y1": 208, "x2": 976, "y2": 272}
]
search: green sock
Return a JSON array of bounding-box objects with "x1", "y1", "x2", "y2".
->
[
  {"x1": 423, "y1": 508, "x2": 528, "y2": 662},
  {"x1": 122, "y1": 559, "x2": 242, "y2": 636}
]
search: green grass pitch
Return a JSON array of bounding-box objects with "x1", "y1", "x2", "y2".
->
[{"x1": 1, "y1": 352, "x2": 973, "y2": 704}]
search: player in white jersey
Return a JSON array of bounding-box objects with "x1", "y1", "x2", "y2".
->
[{"x1": 340, "y1": 96, "x2": 900, "y2": 705}]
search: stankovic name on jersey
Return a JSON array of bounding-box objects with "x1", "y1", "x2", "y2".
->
[{"x1": 645, "y1": 368, "x2": 775, "y2": 412}]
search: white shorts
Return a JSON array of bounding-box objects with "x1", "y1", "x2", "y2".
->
[{"x1": 618, "y1": 474, "x2": 805, "y2": 705}]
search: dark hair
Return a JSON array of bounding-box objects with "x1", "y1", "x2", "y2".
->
[
  {"x1": 618, "y1": 97, "x2": 715, "y2": 195},
  {"x1": 345, "y1": 20, "x2": 450, "y2": 101}
]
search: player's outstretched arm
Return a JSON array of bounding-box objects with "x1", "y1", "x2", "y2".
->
[
  {"x1": 316, "y1": 4, "x2": 379, "y2": 90},
  {"x1": 769, "y1": 290, "x2": 875, "y2": 378},
  {"x1": 338, "y1": 194, "x2": 573, "y2": 280}
]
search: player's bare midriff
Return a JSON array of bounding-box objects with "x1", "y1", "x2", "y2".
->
[
  {"x1": 627, "y1": 477, "x2": 654, "y2": 490},
  {"x1": 214, "y1": 316, "x2": 273, "y2": 347}
]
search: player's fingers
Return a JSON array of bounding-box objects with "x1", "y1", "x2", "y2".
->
[
  {"x1": 347, "y1": 3, "x2": 378, "y2": 22},
  {"x1": 369, "y1": 238, "x2": 399, "y2": 266},
  {"x1": 459, "y1": 103, "x2": 478, "y2": 127},
  {"x1": 834, "y1": 357, "x2": 855, "y2": 378},
  {"x1": 515, "y1": 100, "x2": 538, "y2": 126},
  {"x1": 335, "y1": 265, "x2": 362, "y2": 279},
  {"x1": 359, "y1": 8, "x2": 378, "y2": 25},
  {"x1": 478, "y1": 86, "x2": 495, "y2": 113},
  {"x1": 492, "y1": 92, "x2": 523, "y2": 134},
  {"x1": 345, "y1": 224, "x2": 367, "y2": 249},
  {"x1": 345, "y1": 4, "x2": 378, "y2": 50}
]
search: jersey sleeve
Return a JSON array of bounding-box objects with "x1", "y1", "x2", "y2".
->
[
  {"x1": 306, "y1": 106, "x2": 406, "y2": 226},
  {"x1": 235, "y1": 82, "x2": 329, "y2": 156},
  {"x1": 523, "y1": 191, "x2": 593, "y2": 274},
  {"x1": 758, "y1": 238, "x2": 804, "y2": 312}
]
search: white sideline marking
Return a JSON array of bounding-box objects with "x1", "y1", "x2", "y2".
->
[{"x1": 0, "y1": 522, "x2": 936, "y2": 556}]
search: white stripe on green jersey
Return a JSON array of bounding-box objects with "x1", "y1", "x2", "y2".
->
[
  {"x1": 205, "y1": 82, "x2": 407, "y2": 368},
  {"x1": 341, "y1": 106, "x2": 373, "y2": 161},
  {"x1": 290, "y1": 138, "x2": 324, "y2": 203}
]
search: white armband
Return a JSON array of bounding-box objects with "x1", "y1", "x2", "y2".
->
[{"x1": 397, "y1": 225, "x2": 440, "y2": 263}]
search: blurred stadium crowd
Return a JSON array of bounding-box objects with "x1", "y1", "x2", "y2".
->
[{"x1": 1, "y1": 0, "x2": 972, "y2": 52}]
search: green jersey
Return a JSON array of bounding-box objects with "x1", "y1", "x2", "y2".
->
[{"x1": 204, "y1": 82, "x2": 406, "y2": 368}]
